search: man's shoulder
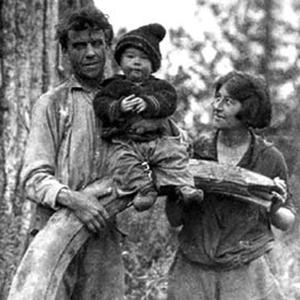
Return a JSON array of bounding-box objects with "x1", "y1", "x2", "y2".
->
[
  {"x1": 42, "y1": 80, "x2": 71, "y2": 100},
  {"x1": 35, "y1": 80, "x2": 71, "y2": 108}
]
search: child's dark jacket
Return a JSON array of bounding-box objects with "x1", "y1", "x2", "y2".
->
[{"x1": 94, "y1": 74, "x2": 177, "y2": 141}]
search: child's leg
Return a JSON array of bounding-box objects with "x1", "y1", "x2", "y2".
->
[
  {"x1": 109, "y1": 139, "x2": 157, "y2": 210},
  {"x1": 150, "y1": 135, "x2": 203, "y2": 204}
]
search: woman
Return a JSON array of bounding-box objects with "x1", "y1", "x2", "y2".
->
[{"x1": 166, "y1": 71, "x2": 296, "y2": 300}]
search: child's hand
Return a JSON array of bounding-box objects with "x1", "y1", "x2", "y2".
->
[
  {"x1": 132, "y1": 97, "x2": 147, "y2": 113},
  {"x1": 120, "y1": 94, "x2": 137, "y2": 112},
  {"x1": 120, "y1": 95, "x2": 147, "y2": 113}
]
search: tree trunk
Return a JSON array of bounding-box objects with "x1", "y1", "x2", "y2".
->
[
  {"x1": 0, "y1": 0, "x2": 95, "y2": 298},
  {"x1": 7, "y1": 178, "x2": 133, "y2": 300},
  {"x1": 261, "y1": 0, "x2": 274, "y2": 83}
]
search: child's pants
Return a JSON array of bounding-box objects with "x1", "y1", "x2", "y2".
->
[{"x1": 110, "y1": 133, "x2": 195, "y2": 195}]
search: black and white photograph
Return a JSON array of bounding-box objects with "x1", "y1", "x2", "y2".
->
[{"x1": 1, "y1": 1, "x2": 299, "y2": 299}]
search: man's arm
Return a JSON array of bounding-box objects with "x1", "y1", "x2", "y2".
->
[
  {"x1": 22, "y1": 92, "x2": 111, "y2": 233},
  {"x1": 57, "y1": 188, "x2": 110, "y2": 233},
  {"x1": 21, "y1": 94, "x2": 68, "y2": 210}
]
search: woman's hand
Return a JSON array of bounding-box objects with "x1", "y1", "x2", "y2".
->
[{"x1": 270, "y1": 177, "x2": 287, "y2": 214}]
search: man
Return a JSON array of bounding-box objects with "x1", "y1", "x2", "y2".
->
[{"x1": 21, "y1": 6, "x2": 125, "y2": 299}]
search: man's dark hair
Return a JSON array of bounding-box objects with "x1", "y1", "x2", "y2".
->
[
  {"x1": 213, "y1": 71, "x2": 272, "y2": 129},
  {"x1": 56, "y1": 6, "x2": 114, "y2": 51}
]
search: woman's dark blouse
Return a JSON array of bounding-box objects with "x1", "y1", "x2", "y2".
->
[{"x1": 167, "y1": 130, "x2": 296, "y2": 270}]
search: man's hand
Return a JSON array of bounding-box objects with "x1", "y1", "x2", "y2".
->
[
  {"x1": 71, "y1": 191, "x2": 110, "y2": 233},
  {"x1": 57, "y1": 187, "x2": 111, "y2": 233}
]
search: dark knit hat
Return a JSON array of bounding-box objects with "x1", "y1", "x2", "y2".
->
[
  {"x1": 214, "y1": 71, "x2": 272, "y2": 129},
  {"x1": 114, "y1": 23, "x2": 166, "y2": 72}
]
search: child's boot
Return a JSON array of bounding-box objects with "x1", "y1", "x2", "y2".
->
[
  {"x1": 133, "y1": 189, "x2": 158, "y2": 211},
  {"x1": 177, "y1": 185, "x2": 204, "y2": 205}
]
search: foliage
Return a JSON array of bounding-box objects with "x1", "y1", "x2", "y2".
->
[
  {"x1": 118, "y1": 199, "x2": 176, "y2": 299},
  {"x1": 164, "y1": 0, "x2": 300, "y2": 206},
  {"x1": 165, "y1": 0, "x2": 300, "y2": 137},
  {"x1": 2, "y1": 0, "x2": 300, "y2": 299}
]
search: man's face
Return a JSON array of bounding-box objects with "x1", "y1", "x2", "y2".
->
[{"x1": 66, "y1": 29, "x2": 106, "y2": 82}]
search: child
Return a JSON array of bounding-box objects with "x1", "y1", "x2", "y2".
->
[{"x1": 94, "y1": 23, "x2": 202, "y2": 211}]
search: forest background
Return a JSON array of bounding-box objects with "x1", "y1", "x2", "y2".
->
[{"x1": 1, "y1": 0, "x2": 300, "y2": 299}]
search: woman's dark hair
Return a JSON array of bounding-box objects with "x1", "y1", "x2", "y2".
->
[
  {"x1": 213, "y1": 71, "x2": 272, "y2": 129},
  {"x1": 56, "y1": 6, "x2": 114, "y2": 51}
]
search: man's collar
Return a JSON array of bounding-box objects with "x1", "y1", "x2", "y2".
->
[
  {"x1": 68, "y1": 75, "x2": 83, "y2": 89},
  {"x1": 68, "y1": 75, "x2": 102, "y2": 93}
]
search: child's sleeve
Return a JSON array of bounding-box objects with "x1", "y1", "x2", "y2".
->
[
  {"x1": 140, "y1": 78, "x2": 177, "y2": 118},
  {"x1": 93, "y1": 79, "x2": 128, "y2": 124}
]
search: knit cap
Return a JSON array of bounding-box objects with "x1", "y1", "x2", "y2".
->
[{"x1": 114, "y1": 23, "x2": 166, "y2": 72}]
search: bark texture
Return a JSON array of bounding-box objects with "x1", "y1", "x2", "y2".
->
[
  {"x1": 0, "y1": 0, "x2": 98, "y2": 298},
  {"x1": 7, "y1": 178, "x2": 132, "y2": 300}
]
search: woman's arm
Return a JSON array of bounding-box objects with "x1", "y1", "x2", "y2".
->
[{"x1": 269, "y1": 177, "x2": 295, "y2": 231}]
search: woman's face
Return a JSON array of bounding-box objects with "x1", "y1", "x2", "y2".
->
[{"x1": 212, "y1": 84, "x2": 244, "y2": 130}]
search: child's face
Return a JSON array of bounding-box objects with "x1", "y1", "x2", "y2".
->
[{"x1": 120, "y1": 47, "x2": 152, "y2": 82}]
